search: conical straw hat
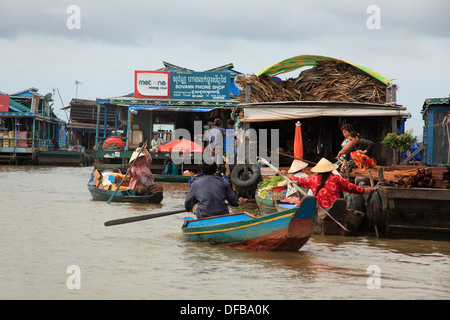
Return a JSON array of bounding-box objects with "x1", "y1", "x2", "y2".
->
[
  {"x1": 310, "y1": 158, "x2": 338, "y2": 173},
  {"x1": 288, "y1": 159, "x2": 308, "y2": 173},
  {"x1": 129, "y1": 149, "x2": 145, "y2": 163}
]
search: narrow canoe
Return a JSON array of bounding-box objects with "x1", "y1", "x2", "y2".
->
[
  {"x1": 87, "y1": 183, "x2": 163, "y2": 204},
  {"x1": 182, "y1": 196, "x2": 317, "y2": 251}
]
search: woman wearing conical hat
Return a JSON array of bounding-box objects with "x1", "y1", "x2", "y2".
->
[
  {"x1": 128, "y1": 142, "x2": 163, "y2": 195},
  {"x1": 287, "y1": 158, "x2": 373, "y2": 209},
  {"x1": 285, "y1": 160, "x2": 309, "y2": 197}
]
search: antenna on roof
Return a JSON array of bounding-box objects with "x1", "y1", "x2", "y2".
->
[
  {"x1": 75, "y1": 80, "x2": 83, "y2": 98},
  {"x1": 55, "y1": 88, "x2": 69, "y2": 122}
]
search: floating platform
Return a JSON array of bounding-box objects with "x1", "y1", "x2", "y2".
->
[
  {"x1": 37, "y1": 150, "x2": 86, "y2": 166},
  {"x1": 379, "y1": 186, "x2": 450, "y2": 238}
]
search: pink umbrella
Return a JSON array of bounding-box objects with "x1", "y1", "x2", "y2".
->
[
  {"x1": 158, "y1": 138, "x2": 203, "y2": 153},
  {"x1": 294, "y1": 121, "x2": 303, "y2": 159}
]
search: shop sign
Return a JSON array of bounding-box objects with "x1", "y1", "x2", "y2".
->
[
  {"x1": 170, "y1": 71, "x2": 230, "y2": 100},
  {"x1": 135, "y1": 71, "x2": 170, "y2": 98},
  {"x1": 0, "y1": 95, "x2": 9, "y2": 112}
]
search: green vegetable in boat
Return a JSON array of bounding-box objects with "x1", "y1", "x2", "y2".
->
[{"x1": 256, "y1": 176, "x2": 285, "y2": 198}]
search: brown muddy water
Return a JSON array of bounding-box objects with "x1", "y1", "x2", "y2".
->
[{"x1": 0, "y1": 166, "x2": 449, "y2": 300}]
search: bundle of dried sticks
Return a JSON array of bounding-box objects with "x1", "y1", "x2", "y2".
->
[{"x1": 236, "y1": 60, "x2": 387, "y2": 104}]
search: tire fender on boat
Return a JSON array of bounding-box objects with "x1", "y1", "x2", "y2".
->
[
  {"x1": 230, "y1": 164, "x2": 261, "y2": 190},
  {"x1": 365, "y1": 190, "x2": 385, "y2": 234}
]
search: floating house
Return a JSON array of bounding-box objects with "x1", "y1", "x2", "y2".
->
[
  {"x1": 422, "y1": 95, "x2": 450, "y2": 166},
  {"x1": 63, "y1": 98, "x2": 120, "y2": 151},
  {"x1": 234, "y1": 54, "x2": 410, "y2": 167},
  {"x1": 0, "y1": 88, "x2": 70, "y2": 165},
  {"x1": 93, "y1": 61, "x2": 242, "y2": 171},
  {"x1": 233, "y1": 55, "x2": 450, "y2": 238}
]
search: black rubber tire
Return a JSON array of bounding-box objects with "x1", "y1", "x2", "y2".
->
[
  {"x1": 352, "y1": 194, "x2": 366, "y2": 212},
  {"x1": 366, "y1": 190, "x2": 384, "y2": 234},
  {"x1": 230, "y1": 164, "x2": 261, "y2": 190}
]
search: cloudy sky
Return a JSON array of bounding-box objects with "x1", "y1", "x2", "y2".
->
[{"x1": 1, "y1": 0, "x2": 449, "y2": 137}]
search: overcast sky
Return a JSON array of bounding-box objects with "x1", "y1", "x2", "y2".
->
[{"x1": 1, "y1": 0, "x2": 449, "y2": 137}]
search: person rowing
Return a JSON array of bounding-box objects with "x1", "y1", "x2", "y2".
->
[{"x1": 286, "y1": 158, "x2": 373, "y2": 222}]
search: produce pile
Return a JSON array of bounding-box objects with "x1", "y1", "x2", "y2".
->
[
  {"x1": 235, "y1": 60, "x2": 387, "y2": 104},
  {"x1": 256, "y1": 176, "x2": 285, "y2": 198}
]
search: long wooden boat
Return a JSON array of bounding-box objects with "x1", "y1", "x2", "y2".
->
[
  {"x1": 275, "y1": 198, "x2": 364, "y2": 236},
  {"x1": 182, "y1": 196, "x2": 317, "y2": 251},
  {"x1": 153, "y1": 174, "x2": 192, "y2": 183},
  {"x1": 87, "y1": 183, "x2": 163, "y2": 203}
]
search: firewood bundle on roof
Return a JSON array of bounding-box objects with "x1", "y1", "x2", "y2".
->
[{"x1": 236, "y1": 60, "x2": 387, "y2": 104}]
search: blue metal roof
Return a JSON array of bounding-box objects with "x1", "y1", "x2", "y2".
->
[
  {"x1": 128, "y1": 104, "x2": 233, "y2": 114},
  {"x1": 10, "y1": 87, "x2": 40, "y2": 98}
]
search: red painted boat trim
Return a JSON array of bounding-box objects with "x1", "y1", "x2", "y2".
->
[{"x1": 220, "y1": 218, "x2": 315, "y2": 251}]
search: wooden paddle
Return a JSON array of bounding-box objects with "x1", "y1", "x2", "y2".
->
[
  {"x1": 104, "y1": 209, "x2": 187, "y2": 226},
  {"x1": 106, "y1": 141, "x2": 147, "y2": 204},
  {"x1": 258, "y1": 157, "x2": 350, "y2": 233}
]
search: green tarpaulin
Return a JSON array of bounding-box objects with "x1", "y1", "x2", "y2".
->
[{"x1": 256, "y1": 54, "x2": 392, "y2": 86}]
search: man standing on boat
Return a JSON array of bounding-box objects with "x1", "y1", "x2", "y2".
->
[
  {"x1": 185, "y1": 162, "x2": 247, "y2": 219},
  {"x1": 208, "y1": 118, "x2": 226, "y2": 164}
]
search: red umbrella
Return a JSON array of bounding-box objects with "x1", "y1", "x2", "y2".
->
[
  {"x1": 158, "y1": 138, "x2": 203, "y2": 153},
  {"x1": 294, "y1": 121, "x2": 303, "y2": 159}
]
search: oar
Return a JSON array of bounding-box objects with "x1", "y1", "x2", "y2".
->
[
  {"x1": 104, "y1": 209, "x2": 187, "y2": 226},
  {"x1": 258, "y1": 146, "x2": 317, "y2": 165},
  {"x1": 258, "y1": 157, "x2": 350, "y2": 233},
  {"x1": 106, "y1": 141, "x2": 147, "y2": 204},
  {"x1": 277, "y1": 151, "x2": 317, "y2": 165}
]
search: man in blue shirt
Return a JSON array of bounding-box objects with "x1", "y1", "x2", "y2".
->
[{"x1": 185, "y1": 162, "x2": 247, "y2": 219}]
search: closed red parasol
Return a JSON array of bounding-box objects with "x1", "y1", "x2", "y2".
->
[
  {"x1": 158, "y1": 138, "x2": 203, "y2": 153},
  {"x1": 294, "y1": 121, "x2": 303, "y2": 159}
]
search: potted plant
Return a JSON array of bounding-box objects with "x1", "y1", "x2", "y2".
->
[{"x1": 381, "y1": 129, "x2": 417, "y2": 165}]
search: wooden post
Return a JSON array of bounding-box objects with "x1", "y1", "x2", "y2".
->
[
  {"x1": 95, "y1": 103, "x2": 101, "y2": 151},
  {"x1": 391, "y1": 117, "x2": 398, "y2": 165},
  {"x1": 243, "y1": 84, "x2": 251, "y2": 178}
]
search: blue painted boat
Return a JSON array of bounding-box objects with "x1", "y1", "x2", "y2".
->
[{"x1": 182, "y1": 196, "x2": 317, "y2": 251}]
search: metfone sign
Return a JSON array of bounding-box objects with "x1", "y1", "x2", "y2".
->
[{"x1": 135, "y1": 71, "x2": 170, "y2": 98}]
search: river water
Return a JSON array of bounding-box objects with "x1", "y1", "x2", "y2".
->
[{"x1": 0, "y1": 166, "x2": 449, "y2": 300}]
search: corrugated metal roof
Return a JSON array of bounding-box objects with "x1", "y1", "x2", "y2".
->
[
  {"x1": 9, "y1": 97, "x2": 31, "y2": 112},
  {"x1": 10, "y1": 87, "x2": 40, "y2": 98},
  {"x1": 128, "y1": 104, "x2": 233, "y2": 114},
  {"x1": 424, "y1": 97, "x2": 450, "y2": 105}
]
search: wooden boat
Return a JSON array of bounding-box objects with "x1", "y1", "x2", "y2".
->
[
  {"x1": 182, "y1": 196, "x2": 317, "y2": 251},
  {"x1": 87, "y1": 183, "x2": 163, "y2": 203},
  {"x1": 153, "y1": 174, "x2": 192, "y2": 183},
  {"x1": 255, "y1": 193, "x2": 277, "y2": 215},
  {"x1": 275, "y1": 197, "x2": 365, "y2": 236}
]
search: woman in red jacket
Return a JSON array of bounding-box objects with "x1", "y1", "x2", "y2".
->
[{"x1": 287, "y1": 158, "x2": 373, "y2": 209}]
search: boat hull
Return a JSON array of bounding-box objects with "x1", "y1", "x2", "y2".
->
[
  {"x1": 182, "y1": 196, "x2": 317, "y2": 251},
  {"x1": 255, "y1": 193, "x2": 278, "y2": 215},
  {"x1": 276, "y1": 198, "x2": 365, "y2": 236},
  {"x1": 87, "y1": 184, "x2": 163, "y2": 203},
  {"x1": 153, "y1": 174, "x2": 192, "y2": 182}
]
